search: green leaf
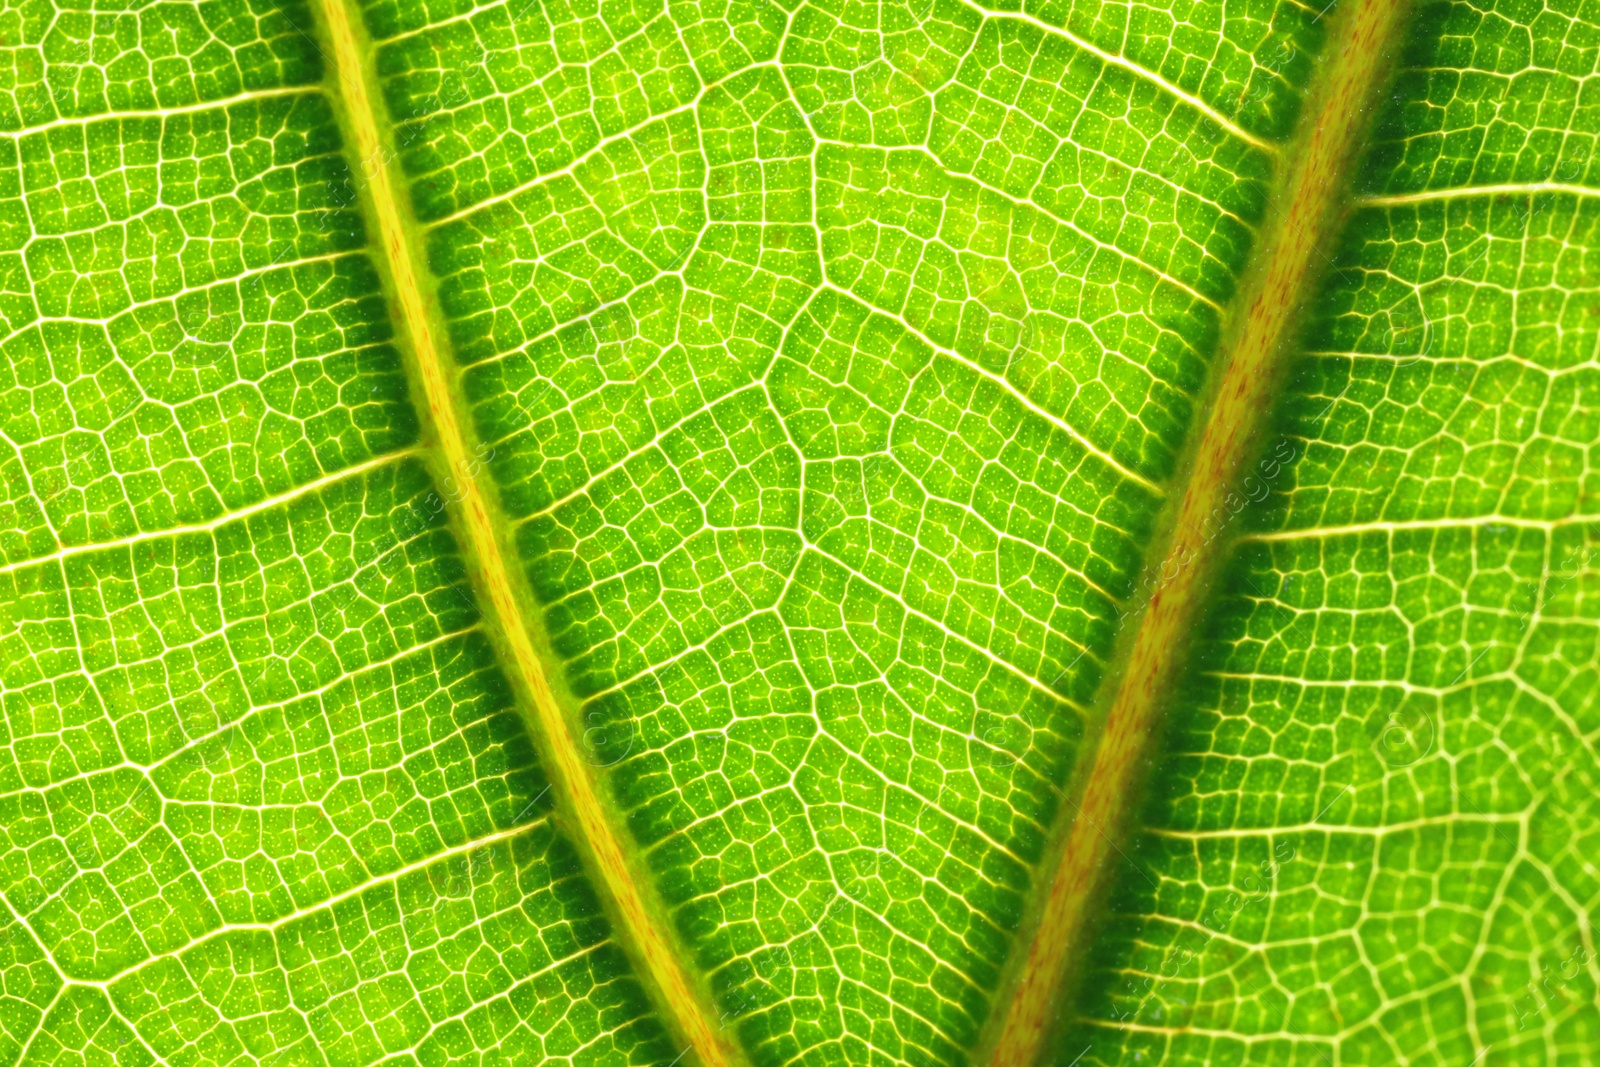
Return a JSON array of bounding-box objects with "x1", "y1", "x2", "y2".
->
[{"x1": 0, "y1": 0, "x2": 1594, "y2": 1066}]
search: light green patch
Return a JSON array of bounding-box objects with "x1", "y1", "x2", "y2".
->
[{"x1": 5, "y1": 0, "x2": 1598, "y2": 1065}]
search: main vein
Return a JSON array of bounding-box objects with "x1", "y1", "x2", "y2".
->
[
  {"x1": 306, "y1": 2, "x2": 735, "y2": 1064},
  {"x1": 980, "y1": 1, "x2": 1414, "y2": 1063}
]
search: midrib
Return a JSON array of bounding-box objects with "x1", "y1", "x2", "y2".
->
[
  {"x1": 305, "y1": 1, "x2": 736, "y2": 1065},
  {"x1": 980, "y1": 1, "x2": 1415, "y2": 1063}
]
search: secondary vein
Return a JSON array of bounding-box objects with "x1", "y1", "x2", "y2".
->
[{"x1": 306, "y1": 2, "x2": 737, "y2": 1064}]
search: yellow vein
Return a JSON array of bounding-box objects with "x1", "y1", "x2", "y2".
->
[
  {"x1": 819, "y1": 282, "x2": 1165, "y2": 495},
  {"x1": 421, "y1": 62, "x2": 776, "y2": 229},
  {"x1": 65, "y1": 821, "x2": 548, "y2": 989},
  {"x1": 1361, "y1": 182, "x2": 1600, "y2": 206},
  {"x1": 1239, "y1": 513, "x2": 1589, "y2": 541},
  {"x1": 830, "y1": 140, "x2": 1228, "y2": 313},
  {"x1": 966, "y1": 2, "x2": 1276, "y2": 152},
  {"x1": 979, "y1": 1, "x2": 1414, "y2": 1063},
  {"x1": 143, "y1": 623, "x2": 482, "y2": 774},
  {"x1": 306, "y1": 2, "x2": 737, "y2": 1065},
  {"x1": 0, "y1": 448, "x2": 418, "y2": 578},
  {"x1": 1, "y1": 85, "x2": 314, "y2": 138},
  {"x1": 1144, "y1": 812, "x2": 1527, "y2": 840},
  {"x1": 0, "y1": 250, "x2": 360, "y2": 343},
  {"x1": 374, "y1": 0, "x2": 513, "y2": 46}
]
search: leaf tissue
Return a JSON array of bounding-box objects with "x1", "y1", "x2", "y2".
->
[{"x1": 0, "y1": 1, "x2": 1594, "y2": 1066}]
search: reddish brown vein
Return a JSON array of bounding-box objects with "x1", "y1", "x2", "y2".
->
[{"x1": 983, "y1": 1, "x2": 1414, "y2": 1062}]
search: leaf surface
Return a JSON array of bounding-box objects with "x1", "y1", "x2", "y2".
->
[{"x1": 0, "y1": 1, "x2": 1596, "y2": 1066}]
